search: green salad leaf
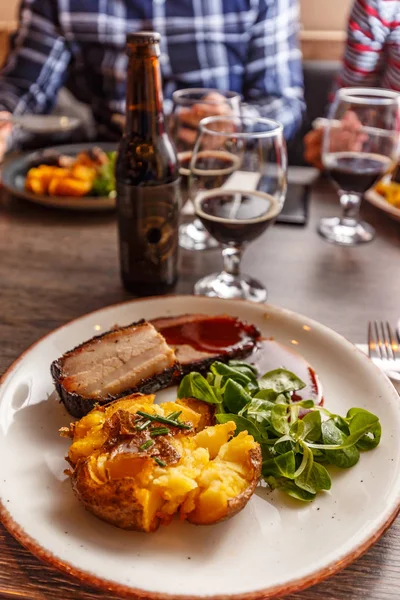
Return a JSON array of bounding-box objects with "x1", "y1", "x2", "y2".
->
[
  {"x1": 92, "y1": 151, "x2": 116, "y2": 197},
  {"x1": 178, "y1": 360, "x2": 382, "y2": 502}
]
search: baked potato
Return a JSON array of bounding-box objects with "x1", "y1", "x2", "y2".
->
[{"x1": 61, "y1": 394, "x2": 261, "y2": 532}]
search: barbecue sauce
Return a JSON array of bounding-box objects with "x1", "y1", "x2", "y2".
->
[{"x1": 158, "y1": 316, "x2": 259, "y2": 354}]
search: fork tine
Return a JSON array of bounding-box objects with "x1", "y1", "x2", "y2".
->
[
  {"x1": 380, "y1": 321, "x2": 391, "y2": 360},
  {"x1": 374, "y1": 321, "x2": 385, "y2": 360},
  {"x1": 386, "y1": 322, "x2": 400, "y2": 360},
  {"x1": 368, "y1": 321, "x2": 379, "y2": 359}
]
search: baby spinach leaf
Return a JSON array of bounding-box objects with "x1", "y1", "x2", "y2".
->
[
  {"x1": 262, "y1": 451, "x2": 296, "y2": 479},
  {"x1": 228, "y1": 360, "x2": 259, "y2": 379},
  {"x1": 243, "y1": 397, "x2": 275, "y2": 423},
  {"x1": 356, "y1": 421, "x2": 382, "y2": 450},
  {"x1": 266, "y1": 477, "x2": 316, "y2": 502},
  {"x1": 215, "y1": 413, "x2": 263, "y2": 442},
  {"x1": 289, "y1": 419, "x2": 305, "y2": 441},
  {"x1": 302, "y1": 411, "x2": 322, "y2": 442},
  {"x1": 259, "y1": 441, "x2": 276, "y2": 460},
  {"x1": 271, "y1": 403, "x2": 290, "y2": 435},
  {"x1": 308, "y1": 417, "x2": 380, "y2": 450},
  {"x1": 331, "y1": 414, "x2": 350, "y2": 435},
  {"x1": 245, "y1": 380, "x2": 260, "y2": 396},
  {"x1": 177, "y1": 372, "x2": 219, "y2": 405},
  {"x1": 210, "y1": 362, "x2": 252, "y2": 387},
  {"x1": 295, "y1": 457, "x2": 331, "y2": 494},
  {"x1": 255, "y1": 389, "x2": 279, "y2": 402},
  {"x1": 321, "y1": 420, "x2": 359, "y2": 468},
  {"x1": 311, "y1": 448, "x2": 329, "y2": 463},
  {"x1": 274, "y1": 435, "x2": 296, "y2": 455},
  {"x1": 259, "y1": 369, "x2": 306, "y2": 393},
  {"x1": 297, "y1": 399, "x2": 315, "y2": 409},
  {"x1": 293, "y1": 441, "x2": 313, "y2": 479},
  {"x1": 276, "y1": 393, "x2": 291, "y2": 404},
  {"x1": 346, "y1": 408, "x2": 382, "y2": 450},
  {"x1": 223, "y1": 379, "x2": 253, "y2": 414}
]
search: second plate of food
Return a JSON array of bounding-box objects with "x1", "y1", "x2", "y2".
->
[
  {"x1": 365, "y1": 175, "x2": 400, "y2": 222},
  {"x1": 0, "y1": 296, "x2": 399, "y2": 600},
  {"x1": 1, "y1": 142, "x2": 117, "y2": 211}
]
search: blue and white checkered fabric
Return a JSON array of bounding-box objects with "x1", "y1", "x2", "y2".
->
[{"x1": 0, "y1": 0, "x2": 305, "y2": 140}]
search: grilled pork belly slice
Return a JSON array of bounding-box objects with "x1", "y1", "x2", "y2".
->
[
  {"x1": 51, "y1": 321, "x2": 178, "y2": 418},
  {"x1": 151, "y1": 314, "x2": 261, "y2": 376}
]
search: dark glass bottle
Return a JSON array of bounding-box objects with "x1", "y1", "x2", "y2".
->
[{"x1": 116, "y1": 31, "x2": 180, "y2": 296}]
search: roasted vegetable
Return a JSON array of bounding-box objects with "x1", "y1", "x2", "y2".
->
[
  {"x1": 62, "y1": 394, "x2": 261, "y2": 532},
  {"x1": 25, "y1": 149, "x2": 116, "y2": 198},
  {"x1": 375, "y1": 180, "x2": 400, "y2": 208}
]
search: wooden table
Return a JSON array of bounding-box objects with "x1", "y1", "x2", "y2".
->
[{"x1": 0, "y1": 177, "x2": 399, "y2": 600}]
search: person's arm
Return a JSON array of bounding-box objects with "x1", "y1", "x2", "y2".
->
[
  {"x1": 334, "y1": 0, "x2": 391, "y2": 91},
  {"x1": 304, "y1": 0, "x2": 393, "y2": 168},
  {"x1": 242, "y1": 0, "x2": 305, "y2": 140},
  {"x1": 0, "y1": 0, "x2": 71, "y2": 158}
]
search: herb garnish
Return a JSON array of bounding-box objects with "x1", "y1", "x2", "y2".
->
[
  {"x1": 140, "y1": 440, "x2": 155, "y2": 451},
  {"x1": 167, "y1": 411, "x2": 182, "y2": 421},
  {"x1": 177, "y1": 361, "x2": 381, "y2": 502},
  {"x1": 136, "y1": 410, "x2": 191, "y2": 430},
  {"x1": 154, "y1": 457, "x2": 166, "y2": 467},
  {"x1": 150, "y1": 427, "x2": 170, "y2": 437},
  {"x1": 136, "y1": 419, "x2": 152, "y2": 431}
]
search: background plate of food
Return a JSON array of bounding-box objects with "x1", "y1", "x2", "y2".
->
[
  {"x1": 0, "y1": 295, "x2": 400, "y2": 600},
  {"x1": 365, "y1": 175, "x2": 400, "y2": 223},
  {"x1": 1, "y1": 142, "x2": 117, "y2": 211}
]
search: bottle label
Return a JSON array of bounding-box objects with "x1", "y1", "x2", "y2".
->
[{"x1": 116, "y1": 179, "x2": 181, "y2": 288}]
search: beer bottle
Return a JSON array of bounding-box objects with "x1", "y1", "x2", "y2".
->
[{"x1": 116, "y1": 31, "x2": 180, "y2": 296}]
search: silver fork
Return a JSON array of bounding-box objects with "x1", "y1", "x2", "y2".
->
[{"x1": 368, "y1": 321, "x2": 400, "y2": 382}]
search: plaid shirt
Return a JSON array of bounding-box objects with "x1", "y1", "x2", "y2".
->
[
  {"x1": 336, "y1": 0, "x2": 400, "y2": 92},
  {"x1": 0, "y1": 0, "x2": 304, "y2": 141}
]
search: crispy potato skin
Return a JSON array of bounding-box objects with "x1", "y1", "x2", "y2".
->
[
  {"x1": 187, "y1": 446, "x2": 262, "y2": 526},
  {"x1": 71, "y1": 458, "x2": 158, "y2": 532}
]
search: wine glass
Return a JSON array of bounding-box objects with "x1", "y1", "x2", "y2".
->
[
  {"x1": 190, "y1": 115, "x2": 287, "y2": 303},
  {"x1": 170, "y1": 88, "x2": 241, "y2": 251},
  {"x1": 319, "y1": 87, "x2": 400, "y2": 245}
]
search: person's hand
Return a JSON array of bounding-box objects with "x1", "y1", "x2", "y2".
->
[
  {"x1": 304, "y1": 127, "x2": 324, "y2": 170},
  {"x1": 177, "y1": 92, "x2": 234, "y2": 146},
  {"x1": 330, "y1": 111, "x2": 367, "y2": 155},
  {"x1": 0, "y1": 111, "x2": 13, "y2": 164},
  {"x1": 304, "y1": 112, "x2": 366, "y2": 171}
]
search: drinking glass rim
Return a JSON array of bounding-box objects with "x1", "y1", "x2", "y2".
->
[
  {"x1": 337, "y1": 87, "x2": 400, "y2": 106},
  {"x1": 199, "y1": 115, "x2": 283, "y2": 138},
  {"x1": 172, "y1": 88, "x2": 241, "y2": 105}
]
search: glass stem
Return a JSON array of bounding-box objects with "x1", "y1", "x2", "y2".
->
[
  {"x1": 339, "y1": 193, "x2": 362, "y2": 226},
  {"x1": 222, "y1": 245, "x2": 242, "y2": 277}
]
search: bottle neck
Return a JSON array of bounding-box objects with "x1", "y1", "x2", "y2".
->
[{"x1": 125, "y1": 54, "x2": 165, "y2": 139}]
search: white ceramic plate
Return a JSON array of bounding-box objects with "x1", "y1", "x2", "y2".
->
[
  {"x1": 365, "y1": 176, "x2": 400, "y2": 222},
  {"x1": 1, "y1": 296, "x2": 400, "y2": 600}
]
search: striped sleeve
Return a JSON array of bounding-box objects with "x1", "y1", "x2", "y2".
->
[
  {"x1": 242, "y1": 0, "x2": 305, "y2": 140},
  {"x1": 0, "y1": 0, "x2": 71, "y2": 116},
  {"x1": 335, "y1": 0, "x2": 395, "y2": 90}
]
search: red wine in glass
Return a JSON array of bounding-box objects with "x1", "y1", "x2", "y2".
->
[{"x1": 323, "y1": 151, "x2": 392, "y2": 194}]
